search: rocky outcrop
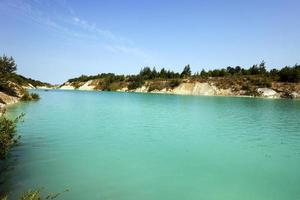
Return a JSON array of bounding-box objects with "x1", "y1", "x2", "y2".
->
[
  {"x1": 0, "y1": 92, "x2": 19, "y2": 108},
  {"x1": 291, "y1": 92, "x2": 300, "y2": 99},
  {"x1": 129, "y1": 82, "x2": 235, "y2": 97},
  {"x1": 117, "y1": 87, "x2": 128, "y2": 92},
  {"x1": 132, "y1": 86, "x2": 148, "y2": 93},
  {"x1": 60, "y1": 82, "x2": 75, "y2": 90},
  {"x1": 78, "y1": 80, "x2": 95, "y2": 91},
  {"x1": 60, "y1": 80, "x2": 300, "y2": 99},
  {"x1": 60, "y1": 81, "x2": 96, "y2": 90},
  {"x1": 0, "y1": 81, "x2": 32, "y2": 108},
  {"x1": 150, "y1": 88, "x2": 169, "y2": 94},
  {"x1": 172, "y1": 82, "x2": 217, "y2": 96},
  {"x1": 257, "y1": 88, "x2": 279, "y2": 98},
  {"x1": 22, "y1": 83, "x2": 35, "y2": 89}
]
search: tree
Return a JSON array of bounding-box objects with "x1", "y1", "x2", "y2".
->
[
  {"x1": 151, "y1": 67, "x2": 158, "y2": 79},
  {"x1": 219, "y1": 69, "x2": 227, "y2": 77},
  {"x1": 226, "y1": 66, "x2": 235, "y2": 75},
  {"x1": 270, "y1": 68, "x2": 279, "y2": 81},
  {"x1": 258, "y1": 60, "x2": 267, "y2": 74},
  {"x1": 249, "y1": 64, "x2": 259, "y2": 75},
  {"x1": 159, "y1": 68, "x2": 167, "y2": 78},
  {"x1": 180, "y1": 64, "x2": 191, "y2": 78},
  {"x1": 200, "y1": 69, "x2": 207, "y2": 77},
  {"x1": 278, "y1": 65, "x2": 300, "y2": 82},
  {"x1": 211, "y1": 69, "x2": 221, "y2": 77},
  {"x1": 0, "y1": 55, "x2": 17, "y2": 74},
  {"x1": 139, "y1": 67, "x2": 152, "y2": 79},
  {"x1": 234, "y1": 66, "x2": 242, "y2": 74}
]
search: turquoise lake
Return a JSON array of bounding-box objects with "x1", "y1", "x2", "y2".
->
[{"x1": 1, "y1": 90, "x2": 300, "y2": 200}]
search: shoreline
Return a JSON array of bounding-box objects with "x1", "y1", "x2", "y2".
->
[
  {"x1": 0, "y1": 92, "x2": 20, "y2": 112},
  {"x1": 58, "y1": 80, "x2": 300, "y2": 100},
  {"x1": 2, "y1": 85, "x2": 298, "y2": 112},
  {"x1": 56, "y1": 87, "x2": 300, "y2": 101}
]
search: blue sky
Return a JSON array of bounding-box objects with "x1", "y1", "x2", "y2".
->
[{"x1": 0, "y1": 0, "x2": 299, "y2": 84}]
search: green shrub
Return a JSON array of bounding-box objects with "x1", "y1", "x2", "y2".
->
[
  {"x1": 107, "y1": 82, "x2": 124, "y2": 91},
  {"x1": 20, "y1": 189, "x2": 42, "y2": 200},
  {"x1": 0, "y1": 196, "x2": 8, "y2": 200},
  {"x1": 31, "y1": 93, "x2": 40, "y2": 100},
  {"x1": 250, "y1": 77, "x2": 272, "y2": 88},
  {"x1": 20, "y1": 92, "x2": 40, "y2": 101},
  {"x1": 168, "y1": 79, "x2": 181, "y2": 88},
  {"x1": 1, "y1": 188, "x2": 69, "y2": 200},
  {"x1": 72, "y1": 82, "x2": 81, "y2": 89},
  {"x1": 148, "y1": 82, "x2": 166, "y2": 92},
  {"x1": 148, "y1": 85, "x2": 160, "y2": 92},
  {"x1": 99, "y1": 78, "x2": 113, "y2": 91},
  {"x1": 128, "y1": 81, "x2": 144, "y2": 90},
  {"x1": 278, "y1": 65, "x2": 300, "y2": 82},
  {"x1": 20, "y1": 92, "x2": 31, "y2": 101},
  {"x1": 0, "y1": 109, "x2": 24, "y2": 160},
  {"x1": 241, "y1": 84, "x2": 250, "y2": 91}
]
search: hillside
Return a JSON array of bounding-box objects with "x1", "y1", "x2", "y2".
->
[
  {"x1": 60, "y1": 63, "x2": 300, "y2": 99},
  {"x1": 0, "y1": 55, "x2": 52, "y2": 107}
]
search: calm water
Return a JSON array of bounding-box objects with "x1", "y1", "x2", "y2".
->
[{"x1": 1, "y1": 90, "x2": 300, "y2": 200}]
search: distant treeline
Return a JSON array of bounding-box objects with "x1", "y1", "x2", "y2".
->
[
  {"x1": 196, "y1": 61, "x2": 300, "y2": 83},
  {"x1": 2, "y1": 73, "x2": 52, "y2": 87},
  {"x1": 68, "y1": 61, "x2": 300, "y2": 83}
]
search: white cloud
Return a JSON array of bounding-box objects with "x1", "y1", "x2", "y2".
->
[
  {"x1": 105, "y1": 45, "x2": 151, "y2": 60},
  {"x1": 71, "y1": 16, "x2": 133, "y2": 44},
  {"x1": 0, "y1": 0, "x2": 150, "y2": 59}
]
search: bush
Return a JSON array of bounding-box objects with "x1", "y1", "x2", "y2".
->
[
  {"x1": 95, "y1": 78, "x2": 124, "y2": 91},
  {"x1": 20, "y1": 92, "x2": 40, "y2": 101},
  {"x1": 31, "y1": 93, "x2": 40, "y2": 100},
  {"x1": 250, "y1": 77, "x2": 272, "y2": 88},
  {"x1": 127, "y1": 81, "x2": 144, "y2": 90},
  {"x1": 0, "y1": 196, "x2": 8, "y2": 200},
  {"x1": 1, "y1": 188, "x2": 69, "y2": 200},
  {"x1": 0, "y1": 109, "x2": 24, "y2": 160},
  {"x1": 241, "y1": 84, "x2": 250, "y2": 91},
  {"x1": 20, "y1": 92, "x2": 31, "y2": 101},
  {"x1": 72, "y1": 82, "x2": 81, "y2": 89},
  {"x1": 19, "y1": 189, "x2": 42, "y2": 200},
  {"x1": 278, "y1": 65, "x2": 300, "y2": 82},
  {"x1": 106, "y1": 82, "x2": 124, "y2": 91},
  {"x1": 148, "y1": 82, "x2": 166, "y2": 92},
  {"x1": 168, "y1": 79, "x2": 181, "y2": 88}
]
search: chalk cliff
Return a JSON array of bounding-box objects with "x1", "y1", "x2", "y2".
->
[{"x1": 59, "y1": 80, "x2": 300, "y2": 99}]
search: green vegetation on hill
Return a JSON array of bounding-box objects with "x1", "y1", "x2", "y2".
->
[
  {"x1": 68, "y1": 62, "x2": 300, "y2": 84},
  {"x1": 0, "y1": 55, "x2": 51, "y2": 97},
  {"x1": 8, "y1": 73, "x2": 52, "y2": 88},
  {"x1": 196, "y1": 61, "x2": 300, "y2": 83},
  {"x1": 66, "y1": 61, "x2": 299, "y2": 92},
  {"x1": 0, "y1": 55, "x2": 47, "y2": 102}
]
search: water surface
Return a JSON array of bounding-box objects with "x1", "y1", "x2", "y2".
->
[{"x1": 2, "y1": 90, "x2": 300, "y2": 199}]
